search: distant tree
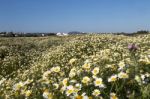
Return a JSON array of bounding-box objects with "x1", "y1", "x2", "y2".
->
[
  {"x1": 47, "y1": 33, "x2": 56, "y2": 36},
  {"x1": 136, "y1": 30, "x2": 149, "y2": 34},
  {"x1": 6, "y1": 32, "x2": 15, "y2": 37},
  {"x1": 0, "y1": 32, "x2": 6, "y2": 34}
]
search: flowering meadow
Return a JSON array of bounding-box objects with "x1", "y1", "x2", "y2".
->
[{"x1": 0, "y1": 34, "x2": 150, "y2": 99}]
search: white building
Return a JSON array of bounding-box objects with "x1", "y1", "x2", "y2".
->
[{"x1": 56, "y1": 32, "x2": 68, "y2": 36}]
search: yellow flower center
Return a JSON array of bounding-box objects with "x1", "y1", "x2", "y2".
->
[
  {"x1": 111, "y1": 77, "x2": 116, "y2": 81},
  {"x1": 96, "y1": 80, "x2": 102, "y2": 85},
  {"x1": 76, "y1": 96, "x2": 83, "y2": 99}
]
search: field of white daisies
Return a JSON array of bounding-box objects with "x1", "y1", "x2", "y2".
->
[{"x1": 0, "y1": 34, "x2": 150, "y2": 99}]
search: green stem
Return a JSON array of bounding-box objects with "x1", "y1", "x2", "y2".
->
[{"x1": 110, "y1": 82, "x2": 115, "y2": 93}]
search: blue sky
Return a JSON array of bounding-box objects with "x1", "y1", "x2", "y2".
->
[{"x1": 0, "y1": 0, "x2": 150, "y2": 33}]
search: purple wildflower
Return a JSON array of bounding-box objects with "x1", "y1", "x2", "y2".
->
[{"x1": 128, "y1": 43, "x2": 138, "y2": 51}]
